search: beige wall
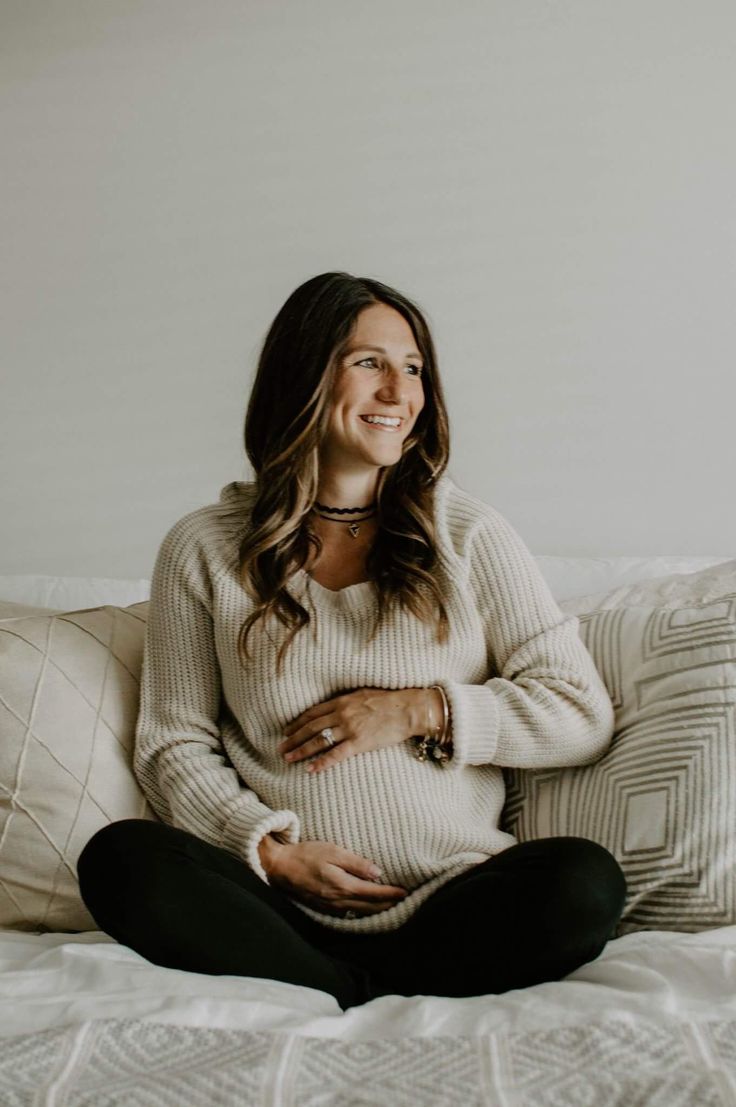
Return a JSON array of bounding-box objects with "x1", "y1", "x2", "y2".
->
[{"x1": 2, "y1": 0, "x2": 734, "y2": 576}]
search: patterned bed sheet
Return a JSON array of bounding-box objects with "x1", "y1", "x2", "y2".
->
[{"x1": 2, "y1": 925, "x2": 736, "y2": 1104}]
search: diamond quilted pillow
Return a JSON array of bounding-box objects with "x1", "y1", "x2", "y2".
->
[
  {"x1": 0, "y1": 602, "x2": 160, "y2": 932},
  {"x1": 501, "y1": 591, "x2": 736, "y2": 935}
]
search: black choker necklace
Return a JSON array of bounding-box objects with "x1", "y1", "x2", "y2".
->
[
  {"x1": 314, "y1": 500, "x2": 377, "y2": 515},
  {"x1": 310, "y1": 501, "x2": 377, "y2": 539}
]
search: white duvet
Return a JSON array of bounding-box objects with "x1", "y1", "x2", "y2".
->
[{"x1": 2, "y1": 926, "x2": 736, "y2": 1105}]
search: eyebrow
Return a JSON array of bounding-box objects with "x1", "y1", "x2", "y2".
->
[{"x1": 344, "y1": 344, "x2": 423, "y2": 361}]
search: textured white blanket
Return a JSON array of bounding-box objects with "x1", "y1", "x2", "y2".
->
[{"x1": 2, "y1": 926, "x2": 736, "y2": 1104}]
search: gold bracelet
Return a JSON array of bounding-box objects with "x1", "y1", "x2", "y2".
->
[
  {"x1": 429, "y1": 683, "x2": 451, "y2": 745},
  {"x1": 425, "y1": 690, "x2": 439, "y2": 740},
  {"x1": 412, "y1": 685, "x2": 452, "y2": 766}
]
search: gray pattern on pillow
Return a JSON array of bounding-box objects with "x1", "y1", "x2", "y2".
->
[{"x1": 501, "y1": 592, "x2": 736, "y2": 934}]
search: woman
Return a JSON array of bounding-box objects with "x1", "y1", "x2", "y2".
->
[{"x1": 77, "y1": 271, "x2": 626, "y2": 1009}]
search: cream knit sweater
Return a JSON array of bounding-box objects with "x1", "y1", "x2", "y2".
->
[{"x1": 133, "y1": 474, "x2": 615, "y2": 933}]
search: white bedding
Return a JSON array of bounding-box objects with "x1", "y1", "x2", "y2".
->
[
  {"x1": 3, "y1": 564, "x2": 736, "y2": 1103},
  {"x1": 2, "y1": 926, "x2": 736, "y2": 1104}
]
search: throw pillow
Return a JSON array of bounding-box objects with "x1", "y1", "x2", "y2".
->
[
  {"x1": 501, "y1": 591, "x2": 736, "y2": 935},
  {"x1": 0, "y1": 601, "x2": 159, "y2": 933},
  {"x1": 559, "y1": 558, "x2": 736, "y2": 617},
  {"x1": 0, "y1": 601, "x2": 63, "y2": 618}
]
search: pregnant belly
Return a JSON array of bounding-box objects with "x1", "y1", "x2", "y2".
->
[{"x1": 250, "y1": 744, "x2": 504, "y2": 892}]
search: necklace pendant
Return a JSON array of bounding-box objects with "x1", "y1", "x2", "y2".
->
[{"x1": 348, "y1": 522, "x2": 360, "y2": 538}]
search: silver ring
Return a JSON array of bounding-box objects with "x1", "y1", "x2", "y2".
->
[
  {"x1": 344, "y1": 909, "x2": 357, "y2": 920},
  {"x1": 320, "y1": 727, "x2": 335, "y2": 748}
]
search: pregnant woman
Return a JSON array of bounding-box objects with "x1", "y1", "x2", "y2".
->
[{"x1": 78, "y1": 271, "x2": 626, "y2": 1008}]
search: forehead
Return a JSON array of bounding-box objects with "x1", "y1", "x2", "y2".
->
[{"x1": 342, "y1": 304, "x2": 422, "y2": 359}]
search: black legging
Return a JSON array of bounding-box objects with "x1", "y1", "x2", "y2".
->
[{"x1": 77, "y1": 819, "x2": 626, "y2": 1010}]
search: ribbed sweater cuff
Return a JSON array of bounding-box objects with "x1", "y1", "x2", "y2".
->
[
  {"x1": 221, "y1": 808, "x2": 300, "y2": 884},
  {"x1": 442, "y1": 679, "x2": 499, "y2": 768}
]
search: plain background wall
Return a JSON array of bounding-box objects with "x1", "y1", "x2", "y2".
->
[{"x1": 2, "y1": 0, "x2": 734, "y2": 577}]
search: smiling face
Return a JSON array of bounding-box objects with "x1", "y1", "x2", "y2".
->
[{"x1": 320, "y1": 303, "x2": 426, "y2": 481}]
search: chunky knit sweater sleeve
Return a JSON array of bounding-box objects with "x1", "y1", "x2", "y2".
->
[
  {"x1": 133, "y1": 514, "x2": 300, "y2": 879},
  {"x1": 441, "y1": 495, "x2": 615, "y2": 770}
]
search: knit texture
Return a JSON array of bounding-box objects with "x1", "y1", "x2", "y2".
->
[{"x1": 133, "y1": 474, "x2": 615, "y2": 933}]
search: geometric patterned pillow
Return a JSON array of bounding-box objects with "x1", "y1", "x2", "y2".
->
[
  {"x1": 0, "y1": 602, "x2": 159, "y2": 933},
  {"x1": 501, "y1": 592, "x2": 736, "y2": 936}
]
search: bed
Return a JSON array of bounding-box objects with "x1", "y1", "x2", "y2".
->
[{"x1": 1, "y1": 552, "x2": 735, "y2": 1105}]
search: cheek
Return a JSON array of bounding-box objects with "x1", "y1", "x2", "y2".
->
[{"x1": 327, "y1": 404, "x2": 357, "y2": 436}]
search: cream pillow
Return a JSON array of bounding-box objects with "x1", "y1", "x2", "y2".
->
[
  {"x1": 0, "y1": 602, "x2": 158, "y2": 933},
  {"x1": 0, "y1": 601, "x2": 63, "y2": 618},
  {"x1": 560, "y1": 558, "x2": 736, "y2": 616},
  {"x1": 501, "y1": 589, "x2": 736, "y2": 935}
]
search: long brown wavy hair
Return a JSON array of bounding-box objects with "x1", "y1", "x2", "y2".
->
[{"x1": 230, "y1": 271, "x2": 452, "y2": 673}]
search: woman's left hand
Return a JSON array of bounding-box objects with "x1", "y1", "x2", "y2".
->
[{"x1": 278, "y1": 687, "x2": 425, "y2": 774}]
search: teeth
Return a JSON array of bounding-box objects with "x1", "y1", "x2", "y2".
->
[{"x1": 362, "y1": 415, "x2": 401, "y2": 426}]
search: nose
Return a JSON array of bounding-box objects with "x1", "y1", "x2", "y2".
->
[{"x1": 375, "y1": 368, "x2": 407, "y2": 405}]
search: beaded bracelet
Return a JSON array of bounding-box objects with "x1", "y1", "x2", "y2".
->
[{"x1": 412, "y1": 684, "x2": 453, "y2": 766}]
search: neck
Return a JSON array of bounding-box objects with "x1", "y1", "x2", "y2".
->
[{"x1": 315, "y1": 472, "x2": 380, "y2": 511}]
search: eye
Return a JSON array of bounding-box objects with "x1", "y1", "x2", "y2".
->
[{"x1": 357, "y1": 358, "x2": 423, "y2": 376}]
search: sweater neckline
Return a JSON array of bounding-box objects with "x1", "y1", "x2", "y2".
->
[
  {"x1": 280, "y1": 474, "x2": 457, "y2": 612},
  {"x1": 291, "y1": 569, "x2": 376, "y2": 612}
]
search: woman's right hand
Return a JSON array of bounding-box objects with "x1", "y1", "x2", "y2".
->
[{"x1": 258, "y1": 837, "x2": 408, "y2": 916}]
